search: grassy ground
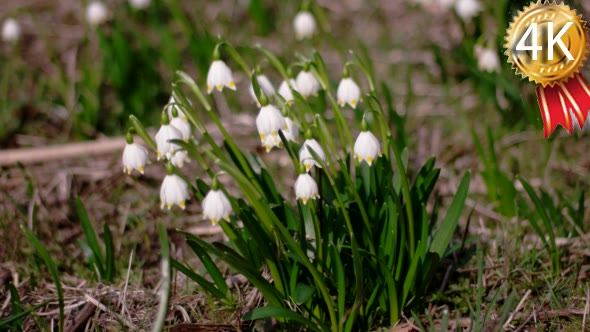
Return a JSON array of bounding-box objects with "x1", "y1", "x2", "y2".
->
[{"x1": 2, "y1": 0, "x2": 590, "y2": 331}]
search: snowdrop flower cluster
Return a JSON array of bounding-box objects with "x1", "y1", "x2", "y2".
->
[
  {"x1": 293, "y1": 11, "x2": 317, "y2": 40},
  {"x1": 474, "y1": 45, "x2": 500, "y2": 73},
  {"x1": 256, "y1": 103, "x2": 287, "y2": 152},
  {"x1": 1, "y1": 18, "x2": 21, "y2": 43},
  {"x1": 86, "y1": 1, "x2": 109, "y2": 26}
]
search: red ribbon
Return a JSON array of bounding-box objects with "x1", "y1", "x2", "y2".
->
[{"x1": 536, "y1": 73, "x2": 590, "y2": 138}]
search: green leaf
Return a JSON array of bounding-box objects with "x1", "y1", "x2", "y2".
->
[
  {"x1": 430, "y1": 172, "x2": 471, "y2": 258},
  {"x1": 75, "y1": 197, "x2": 104, "y2": 276},
  {"x1": 23, "y1": 227, "x2": 64, "y2": 332},
  {"x1": 294, "y1": 283, "x2": 315, "y2": 305},
  {"x1": 186, "y1": 240, "x2": 230, "y2": 297},
  {"x1": 103, "y1": 224, "x2": 115, "y2": 282},
  {"x1": 242, "y1": 306, "x2": 324, "y2": 332},
  {"x1": 171, "y1": 259, "x2": 227, "y2": 300}
]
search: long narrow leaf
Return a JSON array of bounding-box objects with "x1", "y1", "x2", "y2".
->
[
  {"x1": 75, "y1": 197, "x2": 104, "y2": 275},
  {"x1": 430, "y1": 172, "x2": 471, "y2": 258},
  {"x1": 22, "y1": 227, "x2": 64, "y2": 332}
]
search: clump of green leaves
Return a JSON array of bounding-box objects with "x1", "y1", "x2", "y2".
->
[{"x1": 128, "y1": 39, "x2": 472, "y2": 331}]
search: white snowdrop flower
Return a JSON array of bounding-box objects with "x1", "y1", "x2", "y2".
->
[
  {"x1": 129, "y1": 0, "x2": 151, "y2": 10},
  {"x1": 166, "y1": 96, "x2": 187, "y2": 121},
  {"x1": 474, "y1": 45, "x2": 500, "y2": 73},
  {"x1": 202, "y1": 189, "x2": 233, "y2": 225},
  {"x1": 294, "y1": 173, "x2": 319, "y2": 204},
  {"x1": 256, "y1": 104, "x2": 287, "y2": 147},
  {"x1": 155, "y1": 124, "x2": 182, "y2": 160},
  {"x1": 354, "y1": 131, "x2": 381, "y2": 166},
  {"x1": 206, "y1": 60, "x2": 236, "y2": 94},
  {"x1": 278, "y1": 79, "x2": 297, "y2": 104},
  {"x1": 160, "y1": 174, "x2": 189, "y2": 210},
  {"x1": 281, "y1": 117, "x2": 299, "y2": 142},
  {"x1": 337, "y1": 77, "x2": 361, "y2": 108},
  {"x1": 293, "y1": 11, "x2": 316, "y2": 40},
  {"x1": 299, "y1": 138, "x2": 326, "y2": 171},
  {"x1": 122, "y1": 142, "x2": 148, "y2": 174},
  {"x1": 454, "y1": 0, "x2": 482, "y2": 20},
  {"x1": 86, "y1": 1, "x2": 109, "y2": 26},
  {"x1": 170, "y1": 150, "x2": 189, "y2": 168},
  {"x1": 249, "y1": 75, "x2": 276, "y2": 106},
  {"x1": 170, "y1": 117, "x2": 191, "y2": 142},
  {"x1": 295, "y1": 70, "x2": 320, "y2": 98},
  {"x1": 2, "y1": 18, "x2": 21, "y2": 43}
]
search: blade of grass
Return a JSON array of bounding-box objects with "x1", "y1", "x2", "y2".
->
[
  {"x1": 22, "y1": 227, "x2": 64, "y2": 332},
  {"x1": 75, "y1": 197, "x2": 104, "y2": 276},
  {"x1": 152, "y1": 223, "x2": 171, "y2": 332}
]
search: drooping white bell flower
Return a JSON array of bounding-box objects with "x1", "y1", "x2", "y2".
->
[
  {"x1": 206, "y1": 60, "x2": 236, "y2": 94},
  {"x1": 160, "y1": 173, "x2": 189, "y2": 210},
  {"x1": 249, "y1": 75, "x2": 276, "y2": 106},
  {"x1": 155, "y1": 123, "x2": 182, "y2": 160},
  {"x1": 474, "y1": 45, "x2": 500, "y2": 73},
  {"x1": 295, "y1": 70, "x2": 320, "y2": 98},
  {"x1": 354, "y1": 130, "x2": 381, "y2": 166},
  {"x1": 170, "y1": 150, "x2": 189, "y2": 168},
  {"x1": 278, "y1": 79, "x2": 297, "y2": 104},
  {"x1": 281, "y1": 117, "x2": 299, "y2": 142},
  {"x1": 262, "y1": 135, "x2": 282, "y2": 152},
  {"x1": 299, "y1": 138, "x2": 326, "y2": 171},
  {"x1": 202, "y1": 189, "x2": 233, "y2": 225},
  {"x1": 454, "y1": 0, "x2": 482, "y2": 20},
  {"x1": 293, "y1": 11, "x2": 317, "y2": 40},
  {"x1": 86, "y1": 1, "x2": 109, "y2": 26},
  {"x1": 122, "y1": 142, "x2": 148, "y2": 174},
  {"x1": 256, "y1": 104, "x2": 287, "y2": 147},
  {"x1": 337, "y1": 77, "x2": 361, "y2": 108},
  {"x1": 1, "y1": 18, "x2": 21, "y2": 43},
  {"x1": 170, "y1": 117, "x2": 191, "y2": 142},
  {"x1": 294, "y1": 173, "x2": 319, "y2": 204},
  {"x1": 129, "y1": 0, "x2": 151, "y2": 10}
]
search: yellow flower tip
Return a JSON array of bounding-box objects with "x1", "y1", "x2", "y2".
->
[
  {"x1": 283, "y1": 125, "x2": 288, "y2": 130},
  {"x1": 177, "y1": 162, "x2": 184, "y2": 168},
  {"x1": 157, "y1": 151, "x2": 162, "y2": 160},
  {"x1": 259, "y1": 134, "x2": 266, "y2": 141},
  {"x1": 301, "y1": 197, "x2": 308, "y2": 204},
  {"x1": 367, "y1": 157, "x2": 373, "y2": 163},
  {"x1": 338, "y1": 100, "x2": 344, "y2": 107},
  {"x1": 138, "y1": 166, "x2": 144, "y2": 174},
  {"x1": 271, "y1": 131, "x2": 278, "y2": 137},
  {"x1": 350, "y1": 100, "x2": 357, "y2": 107},
  {"x1": 160, "y1": 202, "x2": 165, "y2": 210},
  {"x1": 304, "y1": 163, "x2": 311, "y2": 171},
  {"x1": 183, "y1": 138, "x2": 188, "y2": 143},
  {"x1": 224, "y1": 216, "x2": 230, "y2": 221},
  {"x1": 357, "y1": 156, "x2": 363, "y2": 162},
  {"x1": 179, "y1": 201, "x2": 186, "y2": 209},
  {"x1": 216, "y1": 84, "x2": 223, "y2": 91},
  {"x1": 287, "y1": 101, "x2": 294, "y2": 106},
  {"x1": 182, "y1": 115, "x2": 188, "y2": 121},
  {"x1": 265, "y1": 144, "x2": 271, "y2": 152},
  {"x1": 278, "y1": 141, "x2": 283, "y2": 148},
  {"x1": 124, "y1": 167, "x2": 130, "y2": 174},
  {"x1": 166, "y1": 203, "x2": 172, "y2": 210},
  {"x1": 207, "y1": 85, "x2": 212, "y2": 93},
  {"x1": 210, "y1": 218, "x2": 217, "y2": 225},
  {"x1": 229, "y1": 81, "x2": 236, "y2": 90}
]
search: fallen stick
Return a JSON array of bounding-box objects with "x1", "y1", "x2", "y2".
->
[{"x1": 0, "y1": 137, "x2": 125, "y2": 166}]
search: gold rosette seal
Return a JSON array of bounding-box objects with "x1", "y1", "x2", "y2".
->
[{"x1": 505, "y1": 1, "x2": 590, "y2": 137}]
